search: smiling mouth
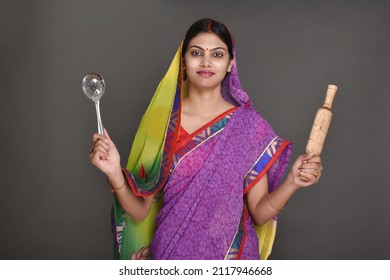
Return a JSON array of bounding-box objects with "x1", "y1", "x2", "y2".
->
[{"x1": 197, "y1": 71, "x2": 214, "y2": 77}]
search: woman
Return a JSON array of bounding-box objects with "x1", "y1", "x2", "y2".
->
[{"x1": 89, "y1": 18, "x2": 322, "y2": 260}]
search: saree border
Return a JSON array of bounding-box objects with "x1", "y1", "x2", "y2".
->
[
  {"x1": 170, "y1": 111, "x2": 235, "y2": 175},
  {"x1": 224, "y1": 136, "x2": 291, "y2": 260},
  {"x1": 244, "y1": 137, "x2": 292, "y2": 194},
  {"x1": 224, "y1": 206, "x2": 248, "y2": 260}
]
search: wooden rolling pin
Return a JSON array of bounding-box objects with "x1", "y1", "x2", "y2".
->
[{"x1": 301, "y1": 84, "x2": 338, "y2": 181}]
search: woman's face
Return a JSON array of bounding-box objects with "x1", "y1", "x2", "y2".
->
[{"x1": 184, "y1": 32, "x2": 233, "y2": 90}]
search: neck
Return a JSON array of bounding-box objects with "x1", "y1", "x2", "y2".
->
[{"x1": 184, "y1": 84, "x2": 230, "y2": 116}]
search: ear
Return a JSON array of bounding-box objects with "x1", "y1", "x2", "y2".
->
[
  {"x1": 227, "y1": 59, "x2": 234, "y2": 72},
  {"x1": 182, "y1": 60, "x2": 187, "y2": 80}
]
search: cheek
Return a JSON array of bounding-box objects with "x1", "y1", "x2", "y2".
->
[
  {"x1": 215, "y1": 61, "x2": 231, "y2": 74},
  {"x1": 184, "y1": 63, "x2": 200, "y2": 79},
  {"x1": 184, "y1": 57, "x2": 198, "y2": 69}
]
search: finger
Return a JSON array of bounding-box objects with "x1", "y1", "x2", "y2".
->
[
  {"x1": 302, "y1": 153, "x2": 315, "y2": 161},
  {"x1": 89, "y1": 148, "x2": 99, "y2": 161},
  {"x1": 298, "y1": 173, "x2": 311, "y2": 182},
  {"x1": 298, "y1": 171, "x2": 317, "y2": 183},
  {"x1": 94, "y1": 139, "x2": 110, "y2": 151},
  {"x1": 89, "y1": 148, "x2": 94, "y2": 160},
  {"x1": 301, "y1": 155, "x2": 322, "y2": 168},
  {"x1": 297, "y1": 153, "x2": 313, "y2": 167},
  {"x1": 93, "y1": 133, "x2": 107, "y2": 144},
  {"x1": 103, "y1": 128, "x2": 113, "y2": 144},
  {"x1": 301, "y1": 166, "x2": 322, "y2": 177},
  {"x1": 94, "y1": 145, "x2": 109, "y2": 156},
  {"x1": 90, "y1": 147, "x2": 108, "y2": 162},
  {"x1": 89, "y1": 140, "x2": 109, "y2": 158},
  {"x1": 91, "y1": 140, "x2": 110, "y2": 154},
  {"x1": 307, "y1": 155, "x2": 321, "y2": 164},
  {"x1": 92, "y1": 147, "x2": 109, "y2": 161},
  {"x1": 300, "y1": 162, "x2": 321, "y2": 170}
]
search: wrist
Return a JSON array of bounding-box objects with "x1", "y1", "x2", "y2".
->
[
  {"x1": 107, "y1": 167, "x2": 126, "y2": 188},
  {"x1": 286, "y1": 172, "x2": 301, "y2": 191}
]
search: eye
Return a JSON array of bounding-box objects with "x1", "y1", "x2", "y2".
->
[
  {"x1": 190, "y1": 50, "x2": 203, "y2": 56},
  {"x1": 212, "y1": 52, "x2": 224, "y2": 58}
]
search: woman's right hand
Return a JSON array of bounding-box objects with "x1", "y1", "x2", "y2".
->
[
  {"x1": 89, "y1": 128, "x2": 154, "y2": 222},
  {"x1": 89, "y1": 128, "x2": 121, "y2": 177}
]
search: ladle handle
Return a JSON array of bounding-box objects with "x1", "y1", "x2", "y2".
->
[{"x1": 95, "y1": 100, "x2": 103, "y2": 135}]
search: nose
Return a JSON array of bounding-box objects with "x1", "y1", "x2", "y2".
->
[{"x1": 200, "y1": 54, "x2": 211, "y2": 68}]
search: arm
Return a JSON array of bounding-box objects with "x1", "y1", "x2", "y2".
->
[
  {"x1": 89, "y1": 128, "x2": 153, "y2": 222},
  {"x1": 247, "y1": 153, "x2": 322, "y2": 227}
]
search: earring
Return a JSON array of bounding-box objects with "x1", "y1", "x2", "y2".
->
[{"x1": 182, "y1": 65, "x2": 187, "y2": 80}]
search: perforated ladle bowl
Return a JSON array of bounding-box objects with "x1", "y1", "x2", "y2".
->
[{"x1": 82, "y1": 72, "x2": 105, "y2": 134}]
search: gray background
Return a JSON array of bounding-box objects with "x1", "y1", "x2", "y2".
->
[{"x1": 1, "y1": 0, "x2": 389, "y2": 259}]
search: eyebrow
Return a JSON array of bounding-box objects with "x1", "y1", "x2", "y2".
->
[{"x1": 188, "y1": 45, "x2": 227, "y2": 51}]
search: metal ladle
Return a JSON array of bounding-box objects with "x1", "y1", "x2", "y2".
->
[{"x1": 82, "y1": 72, "x2": 105, "y2": 134}]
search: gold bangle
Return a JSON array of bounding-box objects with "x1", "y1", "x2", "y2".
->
[
  {"x1": 267, "y1": 196, "x2": 283, "y2": 212},
  {"x1": 113, "y1": 180, "x2": 127, "y2": 190}
]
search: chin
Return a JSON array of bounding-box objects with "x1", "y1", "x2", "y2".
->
[{"x1": 190, "y1": 78, "x2": 224, "y2": 89}]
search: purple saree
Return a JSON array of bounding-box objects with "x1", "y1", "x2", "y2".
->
[
  {"x1": 113, "y1": 44, "x2": 291, "y2": 260},
  {"x1": 150, "y1": 106, "x2": 291, "y2": 259}
]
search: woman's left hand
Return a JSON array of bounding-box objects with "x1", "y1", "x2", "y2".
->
[{"x1": 290, "y1": 153, "x2": 323, "y2": 187}]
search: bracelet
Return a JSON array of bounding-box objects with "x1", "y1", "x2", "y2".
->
[
  {"x1": 113, "y1": 180, "x2": 127, "y2": 190},
  {"x1": 267, "y1": 196, "x2": 283, "y2": 212},
  {"x1": 107, "y1": 175, "x2": 127, "y2": 191}
]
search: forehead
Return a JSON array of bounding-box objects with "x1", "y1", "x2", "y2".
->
[{"x1": 188, "y1": 32, "x2": 227, "y2": 49}]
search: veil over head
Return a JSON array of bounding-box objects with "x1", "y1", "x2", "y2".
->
[{"x1": 221, "y1": 48, "x2": 250, "y2": 106}]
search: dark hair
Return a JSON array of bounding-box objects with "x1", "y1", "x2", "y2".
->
[{"x1": 181, "y1": 18, "x2": 234, "y2": 60}]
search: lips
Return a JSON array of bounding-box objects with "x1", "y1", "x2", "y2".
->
[{"x1": 197, "y1": 70, "x2": 214, "y2": 77}]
